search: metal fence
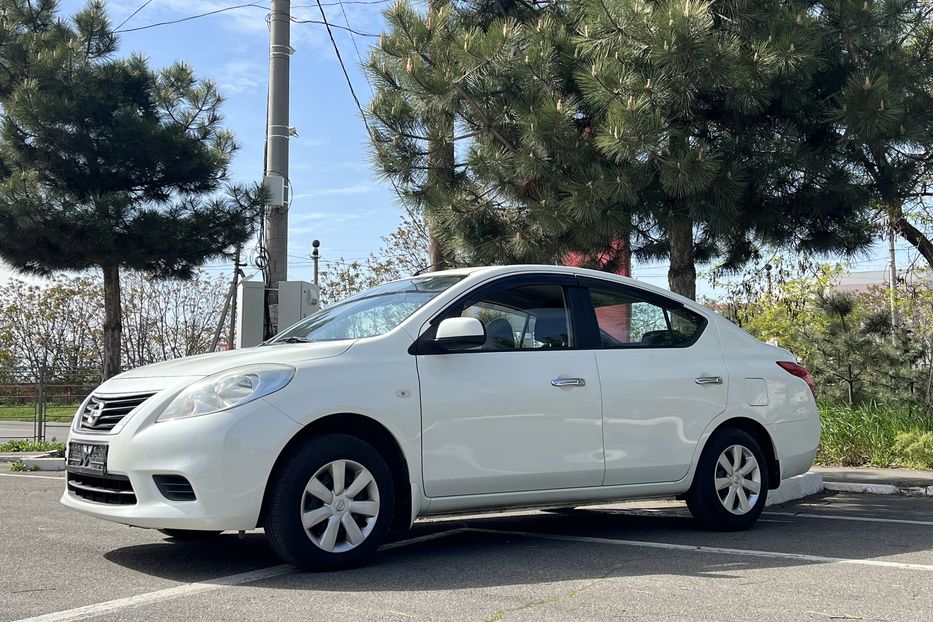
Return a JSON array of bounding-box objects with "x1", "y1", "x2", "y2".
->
[{"x1": 0, "y1": 367, "x2": 102, "y2": 441}]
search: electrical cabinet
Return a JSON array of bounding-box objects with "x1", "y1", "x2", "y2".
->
[
  {"x1": 235, "y1": 279, "x2": 266, "y2": 349},
  {"x1": 277, "y1": 281, "x2": 321, "y2": 332}
]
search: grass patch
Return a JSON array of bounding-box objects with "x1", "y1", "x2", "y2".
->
[
  {"x1": 818, "y1": 402, "x2": 933, "y2": 469},
  {"x1": 0, "y1": 405, "x2": 77, "y2": 422},
  {"x1": 9, "y1": 459, "x2": 39, "y2": 472},
  {"x1": 0, "y1": 439, "x2": 65, "y2": 453}
]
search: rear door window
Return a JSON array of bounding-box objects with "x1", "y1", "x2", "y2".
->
[{"x1": 587, "y1": 285, "x2": 704, "y2": 348}]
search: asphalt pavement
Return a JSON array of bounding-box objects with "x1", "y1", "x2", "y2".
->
[{"x1": 1, "y1": 472, "x2": 931, "y2": 622}]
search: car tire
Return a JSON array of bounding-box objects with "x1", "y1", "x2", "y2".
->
[
  {"x1": 158, "y1": 529, "x2": 223, "y2": 540},
  {"x1": 264, "y1": 433, "x2": 395, "y2": 571},
  {"x1": 686, "y1": 428, "x2": 769, "y2": 531}
]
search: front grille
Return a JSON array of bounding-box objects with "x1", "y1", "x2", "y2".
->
[
  {"x1": 79, "y1": 393, "x2": 157, "y2": 432},
  {"x1": 153, "y1": 475, "x2": 196, "y2": 501},
  {"x1": 67, "y1": 471, "x2": 137, "y2": 505}
]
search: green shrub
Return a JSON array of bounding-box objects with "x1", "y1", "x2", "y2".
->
[
  {"x1": 817, "y1": 402, "x2": 933, "y2": 467},
  {"x1": 0, "y1": 439, "x2": 65, "y2": 453},
  {"x1": 892, "y1": 431, "x2": 933, "y2": 469}
]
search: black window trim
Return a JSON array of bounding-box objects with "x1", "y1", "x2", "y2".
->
[
  {"x1": 410, "y1": 273, "x2": 591, "y2": 355},
  {"x1": 575, "y1": 276, "x2": 708, "y2": 350}
]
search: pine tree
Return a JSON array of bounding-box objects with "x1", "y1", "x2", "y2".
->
[
  {"x1": 0, "y1": 1, "x2": 264, "y2": 378},
  {"x1": 370, "y1": 1, "x2": 876, "y2": 298},
  {"x1": 812, "y1": 0, "x2": 933, "y2": 270}
]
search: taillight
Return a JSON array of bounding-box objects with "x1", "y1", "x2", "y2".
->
[{"x1": 777, "y1": 361, "x2": 816, "y2": 397}]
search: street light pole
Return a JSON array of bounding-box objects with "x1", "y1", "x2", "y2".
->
[{"x1": 264, "y1": 0, "x2": 292, "y2": 334}]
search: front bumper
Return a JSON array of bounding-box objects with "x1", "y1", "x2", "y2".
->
[{"x1": 61, "y1": 398, "x2": 302, "y2": 531}]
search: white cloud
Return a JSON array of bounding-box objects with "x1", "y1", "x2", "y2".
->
[
  {"x1": 291, "y1": 159, "x2": 367, "y2": 173},
  {"x1": 293, "y1": 184, "x2": 375, "y2": 198},
  {"x1": 216, "y1": 60, "x2": 266, "y2": 95},
  {"x1": 290, "y1": 211, "x2": 362, "y2": 224}
]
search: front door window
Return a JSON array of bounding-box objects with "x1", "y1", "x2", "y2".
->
[{"x1": 458, "y1": 284, "x2": 573, "y2": 351}]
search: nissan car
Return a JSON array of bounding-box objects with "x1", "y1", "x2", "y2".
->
[{"x1": 61, "y1": 265, "x2": 820, "y2": 570}]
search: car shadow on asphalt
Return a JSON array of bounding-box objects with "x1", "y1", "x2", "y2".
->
[{"x1": 102, "y1": 500, "x2": 933, "y2": 588}]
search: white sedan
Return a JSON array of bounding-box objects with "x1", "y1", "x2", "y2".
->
[{"x1": 62, "y1": 265, "x2": 819, "y2": 570}]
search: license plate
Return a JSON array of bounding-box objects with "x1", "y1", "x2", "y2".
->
[{"x1": 67, "y1": 442, "x2": 108, "y2": 474}]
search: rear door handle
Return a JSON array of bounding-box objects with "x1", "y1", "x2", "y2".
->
[
  {"x1": 551, "y1": 378, "x2": 586, "y2": 388},
  {"x1": 695, "y1": 376, "x2": 723, "y2": 385}
]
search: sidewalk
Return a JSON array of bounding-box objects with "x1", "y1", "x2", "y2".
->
[
  {"x1": 812, "y1": 466, "x2": 933, "y2": 487},
  {"x1": 810, "y1": 465, "x2": 933, "y2": 496}
]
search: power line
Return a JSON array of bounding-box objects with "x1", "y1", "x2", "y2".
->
[
  {"x1": 115, "y1": 0, "x2": 155, "y2": 31},
  {"x1": 312, "y1": 0, "x2": 374, "y2": 153},
  {"x1": 115, "y1": 2, "x2": 380, "y2": 36},
  {"x1": 295, "y1": 0, "x2": 391, "y2": 7},
  {"x1": 290, "y1": 16, "x2": 377, "y2": 36},
  {"x1": 334, "y1": 0, "x2": 368, "y2": 93},
  {"x1": 115, "y1": 3, "x2": 268, "y2": 33}
]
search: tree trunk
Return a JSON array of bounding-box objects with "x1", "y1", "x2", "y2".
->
[
  {"x1": 426, "y1": 0, "x2": 455, "y2": 272},
  {"x1": 891, "y1": 206, "x2": 933, "y2": 271},
  {"x1": 425, "y1": 109, "x2": 454, "y2": 271},
  {"x1": 667, "y1": 211, "x2": 697, "y2": 300},
  {"x1": 427, "y1": 226, "x2": 446, "y2": 272},
  {"x1": 102, "y1": 264, "x2": 123, "y2": 380}
]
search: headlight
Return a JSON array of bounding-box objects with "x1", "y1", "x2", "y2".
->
[{"x1": 156, "y1": 364, "x2": 295, "y2": 422}]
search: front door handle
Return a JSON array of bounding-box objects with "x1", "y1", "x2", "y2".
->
[
  {"x1": 695, "y1": 376, "x2": 723, "y2": 385},
  {"x1": 551, "y1": 377, "x2": 586, "y2": 388}
]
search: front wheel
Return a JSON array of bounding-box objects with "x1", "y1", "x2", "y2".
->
[
  {"x1": 686, "y1": 428, "x2": 769, "y2": 531},
  {"x1": 264, "y1": 434, "x2": 395, "y2": 571}
]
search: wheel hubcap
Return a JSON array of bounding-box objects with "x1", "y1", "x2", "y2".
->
[
  {"x1": 714, "y1": 444, "x2": 761, "y2": 515},
  {"x1": 300, "y1": 459, "x2": 380, "y2": 553}
]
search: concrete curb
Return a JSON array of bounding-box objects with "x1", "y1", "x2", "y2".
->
[
  {"x1": 0, "y1": 451, "x2": 48, "y2": 463},
  {"x1": 20, "y1": 456, "x2": 65, "y2": 471},
  {"x1": 4, "y1": 452, "x2": 65, "y2": 471},
  {"x1": 766, "y1": 472, "x2": 824, "y2": 506},
  {"x1": 824, "y1": 481, "x2": 933, "y2": 497}
]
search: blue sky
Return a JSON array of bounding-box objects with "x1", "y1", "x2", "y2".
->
[{"x1": 23, "y1": 1, "x2": 924, "y2": 295}]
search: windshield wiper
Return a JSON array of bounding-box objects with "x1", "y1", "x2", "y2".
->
[{"x1": 269, "y1": 336, "x2": 313, "y2": 345}]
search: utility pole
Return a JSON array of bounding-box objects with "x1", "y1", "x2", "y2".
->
[
  {"x1": 312, "y1": 239, "x2": 320, "y2": 285},
  {"x1": 210, "y1": 261, "x2": 240, "y2": 352},
  {"x1": 888, "y1": 222, "x2": 900, "y2": 328},
  {"x1": 263, "y1": 0, "x2": 292, "y2": 335},
  {"x1": 228, "y1": 246, "x2": 244, "y2": 348}
]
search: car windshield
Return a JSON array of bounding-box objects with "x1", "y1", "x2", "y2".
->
[{"x1": 268, "y1": 274, "x2": 466, "y2": 344}]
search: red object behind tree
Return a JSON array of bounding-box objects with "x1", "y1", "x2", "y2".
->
[
  {"x1": 562, "y1": 238, "x2": 631, "y2": 277},
  {"x1": 563, "y1": 237, "x2": 632, "y2": 343}
]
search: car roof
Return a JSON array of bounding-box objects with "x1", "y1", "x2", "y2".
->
[{"x1": 422, "y1": 264, "x2": 702, "y2": 311}]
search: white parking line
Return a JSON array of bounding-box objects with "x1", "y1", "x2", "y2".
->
[
  {"x1": 0, "y1": 472, "x2": 64, "y2": 481},
  {"x1": 469, "y1": 528, "x2": 933, "y2": 572},
  {"x1": 766, "y1": 512, "x2": 933, "y2": 527},
  {"x1": 382, "y1": 527, "x2": 469, "y2": 550},
  {"x1": 12, "y1": 565, "x2": 294, "y2": 622},
  {"x1": 11, "y1": 528, "x2": 468, "y2": 622}
]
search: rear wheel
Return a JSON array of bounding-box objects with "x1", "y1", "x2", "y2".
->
[
  {"x1": 158, "y1": 529, "x2": 223, "y2": 540},
  {"x1": 686, "y1": 428, "x2": 768, "y2": 531},
  {"x1": 264, "y1": 434, "x2": 395, "y2": 571}
]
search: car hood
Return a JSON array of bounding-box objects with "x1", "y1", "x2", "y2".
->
[{"x1": 116, "y1": 341, "x2": 354, "y2": 379}]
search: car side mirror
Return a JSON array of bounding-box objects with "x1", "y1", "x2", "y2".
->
[{"x1": 434, "y1": 317, "x2": 486, "y2": 351}]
